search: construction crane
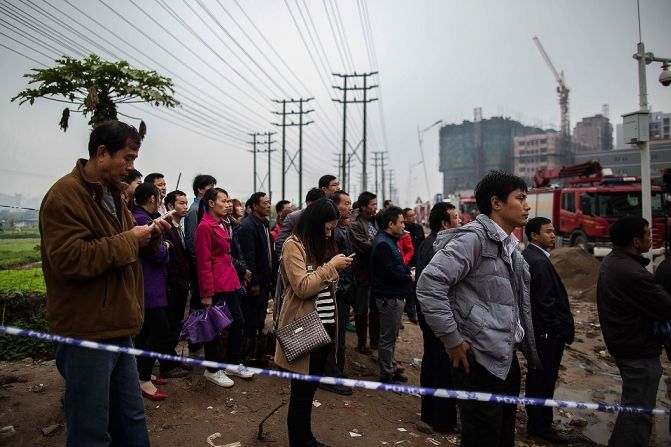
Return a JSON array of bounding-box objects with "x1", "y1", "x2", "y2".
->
[{"x1": 533, "y1": 36, "x2": 570, "y2": 158}]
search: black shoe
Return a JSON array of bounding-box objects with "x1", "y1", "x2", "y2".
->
[
  {"x1": 408, "y1": 315, "x2": 418, "y2": 324},
  {"x1": 306, "y1": 440, "x2": 330, "y2": 447},
  {"x1": 393, "y1": 371, "x2": 408, "y2": 382},
  {"x1": 319, "y1": 383, "x2": 353, "y2": 396},
  {"x1": 528, "y1": 430, "x2": 570, "y2": 445}
]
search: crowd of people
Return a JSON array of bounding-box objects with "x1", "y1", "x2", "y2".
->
[{"x1": 37, "y1": 120, "x2": 671, "y2": 447}]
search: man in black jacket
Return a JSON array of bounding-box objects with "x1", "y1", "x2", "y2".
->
[
  {"x1": 371, "y1": 206, "x2": 413, "y2": 383},
  {"x1": 597, "y1": 217, "x2": 671, "y2": 447},
  {"x1": 522, "y1": 217, "x2": 574, "y2": 444},
  {"x1": 320, "y1": 190, "x2": 355, "y2": 395},
  {"x1": 238, "y1": 192, "x2": 279, "y2": 342},
  {"x1": 402, "y1": 208, "x2": 425, "y2": 323}
]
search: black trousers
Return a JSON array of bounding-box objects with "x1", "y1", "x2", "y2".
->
[
  {"x1": 451, "y1": 352, "x2": 521, "y2": 447},
  {"x1": 204, "y1": 291, "x2": 244, "y2": 372},
  {"x1": 417, "y1": 304, "x2": 457, "y2": 432},
  {"x1": 287, "y1": 325, "x2": 334, "y2": 447},
  {"x1": 241, "y1": 285, "x2": 269, "y2": 334},
  {"x1": 525, "y1": 334, "x2": 565, "y2": 434},
  {"x1": 135, "y1": 307, "x2": 177, "y2": 380},
  {"x1": 166, "y1": 283, "x2": 189, "y2": 356},
  {"x1": 404, "y1": 283, "x2": 418, "y2": 319},
  {"x1": 324, "y1": 289, "x2": 354, "y2": 378}
]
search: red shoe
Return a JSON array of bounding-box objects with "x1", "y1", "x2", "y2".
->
[
  {"x1": 142, "y1": 388, "x2": 167, "y2": 401},
  {"x1": 151, "y1": 377, "x2": 168, "y2": 386}
]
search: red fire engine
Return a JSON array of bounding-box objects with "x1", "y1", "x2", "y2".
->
[{"x1": 521, "y1": 161, "x2": 667, "y2": 251}]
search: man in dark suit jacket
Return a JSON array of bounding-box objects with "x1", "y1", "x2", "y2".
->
[
  {"x1": 238, "y1": 192, "x2": 279, "y2": 338},
  {"x1": 522, "y1": 217, "x2": 574, "y2": 445}
]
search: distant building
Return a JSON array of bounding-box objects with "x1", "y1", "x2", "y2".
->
[
  {"x1": 439, "y1": 116, "x2": 544, "y2": 194},
  {"x1": 573, "y1": 114, "x2": 613, "y2": 153},
  {"x1": 573, "y1": 140, "x2": 671, "y2": 177},
  {"x1": 513, "y1": 132, "x2": 564, "y2": 185}
]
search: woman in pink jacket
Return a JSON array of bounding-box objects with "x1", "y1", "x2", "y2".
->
[{"x1": 195, "y1": 187, "x2": 254, "y2": 387}]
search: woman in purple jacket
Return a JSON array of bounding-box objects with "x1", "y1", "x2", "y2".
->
[
  {"x1": 133, "y1": 183, "x2": 186, "y2": 401},
  {"x1": 195, "y1": 187, "x2": 254, "y2": 387}
]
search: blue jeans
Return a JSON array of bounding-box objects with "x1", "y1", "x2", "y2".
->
[{"x1": 55, "y1": 336, "x2": 149, "y2": 447}]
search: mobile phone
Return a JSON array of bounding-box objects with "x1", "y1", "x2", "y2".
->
[
  {"x1": 162, "y1": 209, "x2": 177, "y2": 219},
  {"x1": 347, "y1": 252, "x2": 356, "y2": 259}
]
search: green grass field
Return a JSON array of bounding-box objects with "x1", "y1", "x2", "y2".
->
[
  {"x1": 0, "y1": 268, "x2": 45, "y2": 294},
  {"x1": 0, "y1": 238, "x2": 41, "y2": 269}
]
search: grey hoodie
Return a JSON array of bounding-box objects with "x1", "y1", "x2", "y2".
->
[{"x1": 416, "y1": 214, "x2": 540, "y2": 380}]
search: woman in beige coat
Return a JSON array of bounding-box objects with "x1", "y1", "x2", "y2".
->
[{"x1": 274, "y1": 198, "x2": 352, "y2": 447}]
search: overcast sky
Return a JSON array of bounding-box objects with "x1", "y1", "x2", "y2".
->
[{"x1": 1, "y1": 0, "x2": 670, "y2": 207}]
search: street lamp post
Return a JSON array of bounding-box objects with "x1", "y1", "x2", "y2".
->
[
  {"x1": 626, "y1": 42, "x2": 671, "y2": 266},
  {"x1": 417, "y1": 119, "x2": 443, "y2": 203}
]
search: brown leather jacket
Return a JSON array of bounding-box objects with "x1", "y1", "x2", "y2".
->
[
  {"x1": 40, "y1": 160, "x2": 148, "y2": 340},
  {"x1": 274, "y1": 236, "x2": 339, "y2": 374}
]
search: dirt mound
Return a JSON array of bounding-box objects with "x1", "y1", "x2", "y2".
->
[{"x1": 550, "y1": 247, "x2": 601, "y2": 302}]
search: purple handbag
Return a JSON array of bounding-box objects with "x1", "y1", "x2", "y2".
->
[{"x1": 179, "y1": 303, "x2": 233, "y2": 345}]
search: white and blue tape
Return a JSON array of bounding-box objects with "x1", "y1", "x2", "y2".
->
[{"x1": 1, "y1": 324, "x2": 668, "y2": 416}]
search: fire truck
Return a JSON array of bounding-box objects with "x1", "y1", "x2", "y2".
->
[
  {"x1": 459, "y1": 196, "x2": 478, "y2": 224},
  {"x1": 522, "y1": 161, "x2": 667, "y2": 252}
]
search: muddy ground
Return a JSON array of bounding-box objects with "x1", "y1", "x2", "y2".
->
[{"x1": 1, "y1": 248, "x2": 671, "y2": 446}]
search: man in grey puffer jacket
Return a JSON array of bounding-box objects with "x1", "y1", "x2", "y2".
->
[{"x1": 417, "y1": 171, "x2": 540, "y2": 447}]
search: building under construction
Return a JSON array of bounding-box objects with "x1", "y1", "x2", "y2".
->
[{"x1": 439, "y1": 114, "x2": 544, "y2": 194}]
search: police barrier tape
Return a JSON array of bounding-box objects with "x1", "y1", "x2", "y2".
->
[{"x1": 1, "y1": 325, "x2": 669, "y2": 416}]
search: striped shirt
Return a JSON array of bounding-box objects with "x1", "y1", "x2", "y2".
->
[{"x1": 315, "y1": 286, "x2": 336, "y2": 324}]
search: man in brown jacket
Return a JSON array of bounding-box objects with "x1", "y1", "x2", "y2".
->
[{"x1": 40, "y1": 120, "x2": 169, "y2": 446}]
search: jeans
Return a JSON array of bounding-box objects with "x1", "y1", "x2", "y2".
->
[
  {"x1": 204, "y1": 291, "x2": 242, "y2": 372},
  {"x1": 451, "y1": 351, "x2": 521, "y2": 447},
  {"x1": 609, "y1": 356, "x2": 662, "y2": 447},
  {"x1": 525, "y1": 334, "x2": 565, "y2": 434},
  {"x1": 55, "y1": 336, "x2": 149, "y2": 447},
  {"x1": 287, "y1": 325, "x2": 334, "y2": 447},
  {"x1": 376, "y1": 297, "x2": 404, "y2": 379}
]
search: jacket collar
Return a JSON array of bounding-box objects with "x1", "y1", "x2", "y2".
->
[
  {"x1": 612, "y1": 246, "x2": 651, "y2": 267},
  {"x1": 378, "y1": 229, "x2": 400, "y2": 242},
  {"x1": 72, "y1": 159, "x2": 124, "y2": 199},
  {"x1": 249, "y1": 213, "x2": 269, "y2": 228},
  {"x1": 475, "y1": 214, "x2": 507, "y2": 243},
  {"x1": 201, "y1": 211, "x2": 225, "y2": 228}
]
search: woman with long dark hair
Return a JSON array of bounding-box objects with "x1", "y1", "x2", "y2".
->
[
  {"x1": 194, "y1": 187, "x2": 253, "y2": 387},
  {"x1": 133, "y1": 182, "x2": 186, "y2": 401},
  {"x1": 274, "y1": 198, "x2": 352, "y2": 447}
]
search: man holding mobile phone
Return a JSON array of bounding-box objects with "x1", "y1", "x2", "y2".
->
[{"x1": 40, "y1": 121, "x2": 170, "y2": 446}]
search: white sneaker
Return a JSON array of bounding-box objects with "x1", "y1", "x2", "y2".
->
[
  {"x1": 225, "y1": 364, "x2": 254, "y2": 379},
  {"x1": 203, "y1": 370, "x2": 234, "y2": 388}
]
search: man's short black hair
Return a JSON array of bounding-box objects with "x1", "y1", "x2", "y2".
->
[
  {"x1": 275, "y1": 200, "x2": 291, "y2": 215},
  {"x1": 377, "y1": 206, "x2": 404, "y2": 230},
  {"x1": 192, "y1": 174, "x2": 217, "y2": 196},
  {"x1": 318, "y1": 175, "x2": 337, "y2": 189},
  {"x1": 306, "y1": 187, "x2": 325, "y2": 203},
  {"x1": 165, "y1": 190, "x2": 187, "y2": 208},
  {"x1": 610, "y1": 217, "x2": 649, "y2": 248},
  {"x1": 247, "y1": 192, "x2": 267, "y2": 210},
  {"x1": 402, "y1": 207, "x2": 413, "y2": 217},
  {"x1": 330, "y1": 190, "x2": 349, "y2": 206},
  {"x1": 144, "y1": 173, "x2": 164, "y2": 185},
  {"x1": 383, "y1": 199, "x2": 393, "y2": 207},
  {"x1": 88, "y1": 120, "x2": 141, "y2": 157},
  {"x1": 358, "y1": 191, "x2": 377, "y2": 208},
  {"x1": 429, "y1": 202, "x2": 456, "y2": 232},
  {"x1": 475, "y1": 170, "x2": 528, "y2": 216},
  {"x1": 123, "y1": 169, "x2": 142, "y2": 184},
  {"x1": 525, "y1": 216, "x2": 552, "y2": 241}
]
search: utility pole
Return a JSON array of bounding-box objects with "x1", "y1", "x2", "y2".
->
[
  {"x1": 248, "y1": 133, "x2": 259, "y2": 192},
  {"x1": 248, "y1": 131, "x2": 277, "y2": 198},
  {"x1": 379, "y1": 152, "x2": 387, "y2": 202},
  {"x1": 332, "y1": 72, "x2": 378, "y2": 192},
  {"x1": 388, "y1": 168, "x2": 395, "y2": 204},
  {"x1": 272, "y1": 98, "x2": 314, "y2": 207}
]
